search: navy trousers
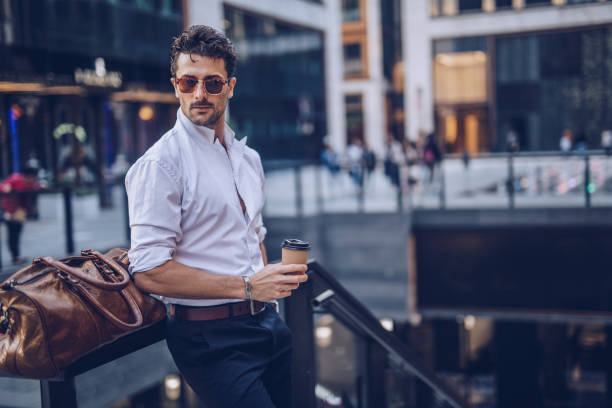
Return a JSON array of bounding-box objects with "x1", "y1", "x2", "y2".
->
[{"x1": 166, "y1": 304, "x2": 293, "y2": 408}]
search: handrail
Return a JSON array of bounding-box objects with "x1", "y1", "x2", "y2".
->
[{"x1": 286, "y1": 260, "x2": 470, "y2": 408}]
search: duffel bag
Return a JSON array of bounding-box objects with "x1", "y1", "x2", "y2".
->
[{"x1": 0, "y1": 248, "x2": 166, "y2": 378}]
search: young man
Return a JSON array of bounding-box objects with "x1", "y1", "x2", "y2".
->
[{"x1": 125, "y1": 25, "x2": 308, "y2": 407}]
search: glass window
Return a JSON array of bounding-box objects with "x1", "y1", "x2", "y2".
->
[
  {"x1": 496, "y1": 0, "x2": 513, "y2": 8},
  {"x1": 345, "y1": 95, "x2": 364, "y2": 143},
  {"x1": 224, "y1": 6, "x2": 326, "y2": 160},
  {"x1": 342, "y1": 0, "x2": 361, "y2": 22},
  {"x1": 343, "y1": 43, "x2": 363, "y2": 76},
  {"x1": 525, "y1": 0, "x2": 551, "y2": 5},
  {"x1": 459, "y1": 0, "x2": 482, "y2": 11},
  {"x1": 433, "y1": 51, "x2": 488, "y2": 104}
]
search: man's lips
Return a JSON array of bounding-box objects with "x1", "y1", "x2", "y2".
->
[{"x1": 191, "y1": 105, "x2": 212, "y2": 111}]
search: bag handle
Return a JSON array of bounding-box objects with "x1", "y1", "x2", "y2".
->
[
  {"x1": 73, "y1": 284, "x2": 144, "y2": 330},
  {"x1": 37, "y1": 249, "x2": 130, "y2": 291}
]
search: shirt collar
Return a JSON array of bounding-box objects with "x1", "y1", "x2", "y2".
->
[{"x1": 177, "y1": 108, "x2": 239, "y2": 148}]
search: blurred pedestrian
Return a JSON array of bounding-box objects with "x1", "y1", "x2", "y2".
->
[
  {"x1": 423, "y1": 133, "x2": 441, "y2": 182},
  {"x1": 506, "y1": 129, "x2": 519, "y2": 153},
  {"x1": 346, "y1": 138, "x2": 364, "y2": 188},
  {"x1": 574, "y1": 132, "x2": 587, "y2": 154},
  {"x1": 0, "y1": 164, "x2": 40, "y2": 265},
  {"x1": 321, "y1": 142, "x2": 340, "y2": 176},
  {"x1": 560, "y1": 129, "x2": 572, "y2": 154},
  {"x1": 384, "y1": 138, "x2": 403, "y2": 189},
  {"x1": 362, "y1": 141, "x2": 377, "y2": 179},
  {"x1": 601, "y1": 129, "x2": 611, "y2": 155}
]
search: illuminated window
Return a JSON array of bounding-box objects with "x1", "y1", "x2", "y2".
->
[
  {"x1": 433, "y1": 51, "x2": 487, "y2": 104},
  {"x1": 342, "y1": 0, "x2": 361, "y2": 22},
  {"x1": 343, "y1": 43, "x2": 363, "y2": 76}
]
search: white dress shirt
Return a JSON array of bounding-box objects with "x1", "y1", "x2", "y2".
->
[{"x1": 125, "y1": 109, "x2": 267, "y2": 306}]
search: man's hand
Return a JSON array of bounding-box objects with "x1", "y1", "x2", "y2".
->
[{"x1": 249, "y1": 263, "x2": 308, "y2": 302}]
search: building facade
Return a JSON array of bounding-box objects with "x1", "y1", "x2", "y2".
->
[
  {"x1": 185, "y1": 0, "x2": 345, "y2": 160},
  {"x1": 405, "y1": 0, "x2": 612, "y2": 153},
  {"x1": 341, "y1": 0, "x2": 404, "y2": 156},
  {"x1": 0, "y1": 0, "x2": 183, "y2": 183}
]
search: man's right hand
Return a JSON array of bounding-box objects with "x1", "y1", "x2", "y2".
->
[{"x1": 249, "y1": 263, "x2": 308, "y2": 302}]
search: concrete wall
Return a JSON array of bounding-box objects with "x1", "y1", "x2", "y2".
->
[{"x1": 403, "y1": 0, "x2": 612, "y2": 141}]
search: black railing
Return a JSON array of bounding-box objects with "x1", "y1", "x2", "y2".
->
[
  {"x1": 262, "y1": 150, "x2": 612, "y2": 216},
  {"x1": 285, "y1": 261, "x2": 470, "y2": 408}
]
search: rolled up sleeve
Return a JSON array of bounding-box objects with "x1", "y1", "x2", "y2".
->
[{"x1": 125, "y1": 159, "x2": 182, "y2": 274}]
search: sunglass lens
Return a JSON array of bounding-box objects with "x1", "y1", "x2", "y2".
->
[
  {"x1": 178, "y1": 78, "x2": 198, "y2": 93},
  {"x1": 205, "y1": 79, "x2": 225, "y2": 94}
]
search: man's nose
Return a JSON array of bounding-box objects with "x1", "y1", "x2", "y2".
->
[{"x1": 193, "y1": 81, "x2": 207, "y2": 100}]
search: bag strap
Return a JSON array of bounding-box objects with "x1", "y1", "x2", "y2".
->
[
  {"x1": 73, "y1": 283, "x2": 144, "y2": 330},
  {"x1": 37, "y1": 249, "x2": 131, "y2": 291}
]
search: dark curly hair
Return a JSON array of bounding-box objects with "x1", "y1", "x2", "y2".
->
[{"x1": 170, "y1": 25, "x2": 237, "y2": 78}]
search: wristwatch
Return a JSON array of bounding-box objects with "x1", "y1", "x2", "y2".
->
[{"x1": 242, "y1": 276, "x2": 251, "y2": 301}]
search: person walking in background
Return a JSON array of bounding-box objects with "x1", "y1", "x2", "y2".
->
[
  {"x1": 602, "y1": 129, "x2": 612, "y2": 155},
  {"x1": 346, "y1": 137, "x2": 364, "y2": 189},
  {"x1": 560, "y1": 129, "x2": 573, "y2": 154},
  {"x1": 125, "y1": 25, "x2": 307, "y2": 407},
  {"x1": 423, "y1": 133, "x2": 441, "y2": 183},
  {"x1": 0, "y1": 164, "x2": 40, "y2": 265},
  {"x1": 361, "y1": 141, "x2": 377, "y2": 182}
]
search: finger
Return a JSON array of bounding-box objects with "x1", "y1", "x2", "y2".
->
[
  {"x1": 276, "y1": 264, "x2": 308, "y2": 274},
  {"x1": 281, "y1": 274, "x2": 308, "y2": 284},
  {"x1": 277, "y1": 291, "x2": 292, "y2": 298}
]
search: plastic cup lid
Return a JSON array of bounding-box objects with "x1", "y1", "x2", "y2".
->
[{"x1": 281, "y1": 239, "x2": 311, "y2": 250}]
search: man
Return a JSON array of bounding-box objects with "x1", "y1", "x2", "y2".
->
[
  {"x1": 125, "y1": 25, "x2": 308, "y2": 407},
  {"x1": 0, "y1": 165, "x2": 39, "y2": 265}
]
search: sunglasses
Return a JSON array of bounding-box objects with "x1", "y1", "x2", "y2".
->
[{"x1": 175, "y1": 76, "x2": 229, "y2": 95}]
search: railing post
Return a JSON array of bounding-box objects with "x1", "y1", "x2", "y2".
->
[
  {"x1": 285, "y1": 278, "x2": 316, "y2": 408},
  {"x1": 439, "y1": 161, "x2": 446, "y2": 209},
  {"x1": 366, "y1": 339, "x2": 388, "y2": 407},
  {"x1": 41, "y1": 378, "x2": 77, "y2": 408},
  {"x1": 316, "y1": 163, "x2": 324, "y2": 214},
  {"x1": 584, "y1": 154, "x2": 591, "y2": 208},
  {"x1": 507, "y1": 153, "x2": 515, "y2": 209},
  {"x1": 295, "y1": 164, "x2": 304, "y2": 218},
  {"x1": 62, "y1": 187, "x2": 74, "y2": 254}
]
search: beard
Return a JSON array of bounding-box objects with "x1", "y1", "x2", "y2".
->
[{"x1": 185, "y1": 100, "x2": 225, "y2": 128}]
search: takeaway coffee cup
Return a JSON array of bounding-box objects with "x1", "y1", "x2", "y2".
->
[{"x1": 281, "y1": 239, "x2": 311, "y2": 265}]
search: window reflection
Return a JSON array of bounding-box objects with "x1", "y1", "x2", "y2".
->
[{"x1": 224, "y1": 6, "x2": 326, "y2": 160}]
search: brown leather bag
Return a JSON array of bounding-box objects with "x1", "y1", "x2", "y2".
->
[{"x1": 0, "y1": 248, "x2": 166, "y2": 378}]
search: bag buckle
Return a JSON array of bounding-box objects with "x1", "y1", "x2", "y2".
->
[{"x1": 249, "y1": 300, "x2": 265, "y2": 316}]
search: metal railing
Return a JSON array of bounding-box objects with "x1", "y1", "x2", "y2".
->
[
  {"x1": 285, "y1": 260, "x2": 470, "y2": 408},
  {"x1": 262, "y1": 151, "x2": 612, "y2": 217}
]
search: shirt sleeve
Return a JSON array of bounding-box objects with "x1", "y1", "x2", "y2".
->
[
  {"x1": 253, "y1": 155, "x2": 267, "y2": 243},
  {"x1": 125, "y1": 159, "x2": 182, "y2": 274}
]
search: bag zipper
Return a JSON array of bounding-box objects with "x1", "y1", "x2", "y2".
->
[{"x1": 2, "y1": 259, "x2": 53, "y2": 289}]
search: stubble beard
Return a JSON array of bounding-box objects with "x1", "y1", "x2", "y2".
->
[{"x1": 185, "y1": 99, "x2": 226, "y2": 128}]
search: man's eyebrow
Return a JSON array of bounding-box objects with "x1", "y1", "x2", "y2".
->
[{"x1": 204, "y1": 75, "x2": 225, "y2": 80}]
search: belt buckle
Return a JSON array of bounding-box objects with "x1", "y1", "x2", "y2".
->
[{"x1": 249, "y1": 300, "x2": 265, "y2": 315}]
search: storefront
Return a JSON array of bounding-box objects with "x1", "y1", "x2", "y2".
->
[{"x1": 0, "y1": 0, "x2": 182, "y2": 182}]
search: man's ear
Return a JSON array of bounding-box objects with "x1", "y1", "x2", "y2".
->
[
  {"x1": 170, "y1": 77, "x2": 179, "y2": 98},
  {"x1": 227, "y1": 77, "x2": 237, "y2": 100}
]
